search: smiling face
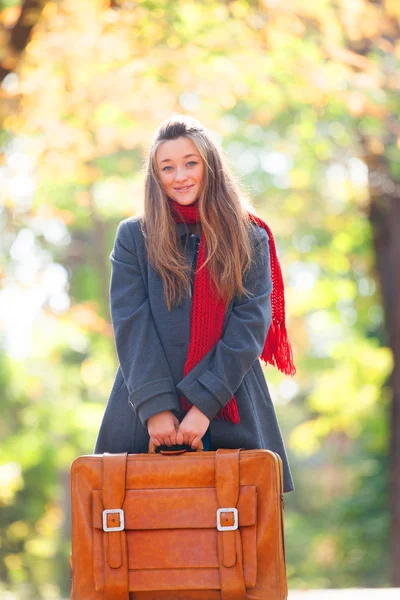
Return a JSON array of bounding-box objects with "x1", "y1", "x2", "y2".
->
[{"x1": 155, "y1": 136, "x2": 205, "y2": 206}]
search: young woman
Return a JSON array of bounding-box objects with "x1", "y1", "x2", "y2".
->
[{"x1": 94, "y1": 115, "x2": 296, "y2": 494}]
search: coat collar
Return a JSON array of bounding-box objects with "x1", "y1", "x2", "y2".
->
[{"x1": 175, "y1": 221, "x2": 202, "y2": 238}]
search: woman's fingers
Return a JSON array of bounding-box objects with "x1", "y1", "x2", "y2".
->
[
  {"x1": 177, "y1": 431, "x2": 198, "y2": 448},
  {"x1": 167, "y1": 427, "x2": 179, "y2": 446},
  {"x1": 147, "y1": 411, "x2": 181, "y2": 447},
  {"x1": 154, "y1": 431, "x2": 201, "y2": 448},
  {"x1": 165, "y1": 433, "x2": 175, "y2": 446},
  {"x1": 155, "y1": 428, "x2": 178, "y2": 446},
  {"x1": 175, "y1": 429, "x2": 184, "y2": 445},
  {"x1": 191, "y1": 436, "x2": 201, "y2": 449}
]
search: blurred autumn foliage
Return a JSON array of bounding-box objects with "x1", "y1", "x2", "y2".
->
[{"x1": 1, "y1": 1, "x2": 400, "y2": 598}]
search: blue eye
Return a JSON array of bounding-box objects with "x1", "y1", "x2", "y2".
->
[{"x1": 162, "y1": 161, "x2": 198, "y2": 171}]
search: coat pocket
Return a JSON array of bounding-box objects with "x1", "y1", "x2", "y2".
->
[
  {"x1": 113, "y1": 368, "x2": 126, "y2": 395},
  {"x1": 252, "y1": 359, "x2": 273, "y2": 406},
  {"x1": 242, "y1": 375, "x2": 264, "y2": 447}
]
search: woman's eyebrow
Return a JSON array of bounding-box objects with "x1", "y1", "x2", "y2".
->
[{"x1": 160, "y1": 153, "x2": 199, "y2": 164}]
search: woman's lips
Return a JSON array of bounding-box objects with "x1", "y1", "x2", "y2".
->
[{"x1": 174, "y1": 185, "x2": 194, "y2": 193}]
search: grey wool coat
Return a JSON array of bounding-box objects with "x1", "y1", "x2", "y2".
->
[{"x1": 93, "y1": 215, "x2": 295, "y2": 494}]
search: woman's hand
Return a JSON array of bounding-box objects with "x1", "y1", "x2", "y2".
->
[
  {"x1": 147, "y1": 410, "x2": 180, "y2": 447},
  {"x1": 176, "y1": 405, "x2": 210, "y2": 449}
]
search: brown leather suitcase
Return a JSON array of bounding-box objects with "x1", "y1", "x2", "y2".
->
[{"x1": 69, "y1": 434, "x2": 288, "y2": 600}]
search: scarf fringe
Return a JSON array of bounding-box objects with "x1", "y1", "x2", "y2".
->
[{"x1": 261, "y1": 320, "x2": 296, "y2": 376}]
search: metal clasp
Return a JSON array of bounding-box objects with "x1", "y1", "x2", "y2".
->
[
  {"x1": 216, "y1": 507, "x2": 238, "y2": 531},
  {"x1": 102, "y1": 508, "x2": 125, "y2": 532}
]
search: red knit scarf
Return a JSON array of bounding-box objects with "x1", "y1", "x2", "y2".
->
[{"x1": 169, "y1": 199, "x2": 296, "y2": 424}]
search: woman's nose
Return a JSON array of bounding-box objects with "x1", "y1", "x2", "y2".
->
[{"x1": 175, "y1": 169, "x2": 188, "y2": 182}]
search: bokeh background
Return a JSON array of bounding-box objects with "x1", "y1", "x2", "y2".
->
[{"x1": 1, "y1": 0, "x2": 400, "y2": 598}]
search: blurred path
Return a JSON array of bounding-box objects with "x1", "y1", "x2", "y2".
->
[
  {"x1": 2, "y1": 590, "x2": 399, "y2": 599},
  {"x1": 290, "y1": 590, "x2": 399, "y2": 599}
]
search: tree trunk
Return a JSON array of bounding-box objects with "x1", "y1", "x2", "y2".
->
[
  {"x1": 0, "y1": 0, "x2": 47, "y2": 84},
  {"x1": 366, "y1": 151, "x2": 400, "y2": 585}
]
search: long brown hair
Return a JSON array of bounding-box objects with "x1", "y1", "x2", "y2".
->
[{"x1": 141, "y1": 114, "x2": 261, "y2": 312}]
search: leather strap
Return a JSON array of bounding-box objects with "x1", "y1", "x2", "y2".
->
[
  {"x1": 215, "y1": 448, "x2": 247, "y2": 599},
  {"x1": 102, "y1": 452, "x2": 129, "y2": 600}
]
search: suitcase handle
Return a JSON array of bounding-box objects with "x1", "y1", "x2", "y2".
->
[{"x1": 148, "y1": 424, "x2": 204, "y2": 454}]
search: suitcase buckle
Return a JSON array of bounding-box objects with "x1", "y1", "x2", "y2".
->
[
  {"x1": 216, "y1": 507, "x2": 238, "y2": 531},
  {"x1": 102, "y1": 508, "x2": 124, "y2": 532}
]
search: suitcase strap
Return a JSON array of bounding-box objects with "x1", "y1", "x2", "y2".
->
[
  {"x1": 102, "y1": 452, "x2": 129, "y2": 600},
  {"x1": 215, "y1": 448, "x2": 247, "y2": 600}
]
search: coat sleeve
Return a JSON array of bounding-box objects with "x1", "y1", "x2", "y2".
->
[
  {"x1": 176, "y1": 227, "x2": 273, "y2": 421},
  {"x1": 110, "y1": 219, "x2": 182, "y2": 428}
]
